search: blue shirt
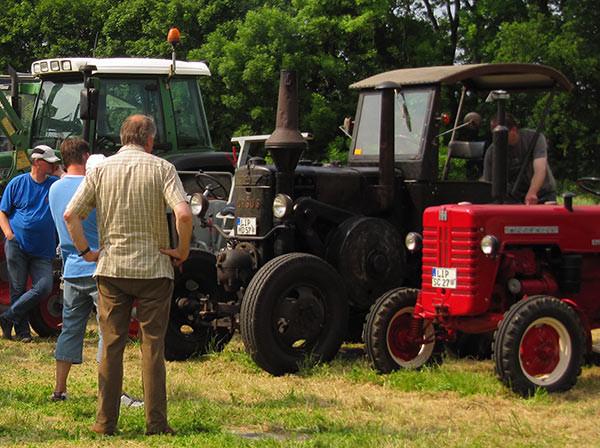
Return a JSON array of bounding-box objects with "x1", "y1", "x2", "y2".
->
[
  {"x1": 0, "y1": 173, "x2": 58, "y2": 259},
  {"x1": 49, "y1": 176, "x2": 98, "y2": 278}
]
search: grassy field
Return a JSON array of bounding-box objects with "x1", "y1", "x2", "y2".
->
[{"x1": 1, "y1": 323, "x2": 600, "y2": 447}]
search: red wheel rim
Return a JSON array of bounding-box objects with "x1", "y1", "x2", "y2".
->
[
  {"x1": 387, "y1": 311, "x2": 420, "y2": 362},
  {"x1": 39, "y1": 284, "x2": 63, "y2": 331},
  {"x1": 520, "y1": 323, "x2": 560, "y2": 377}
]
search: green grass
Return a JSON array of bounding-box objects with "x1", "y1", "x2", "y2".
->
[{"x1": 1, "y1": 331, "x2": 600, "y2": 447}]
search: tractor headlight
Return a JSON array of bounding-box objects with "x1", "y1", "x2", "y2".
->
[
  {"x1": 190, "y1": 193, "x2": 209, "y2": 218},
  {"x1": 481, "y1": 235, "x2": 500, "y2": 256},
  {"x1": 405, "y1": 232, "x2": 423, "y2": 252},
  {"x1": 273, "y1": 194, "x2": 293, "y2": 219}
]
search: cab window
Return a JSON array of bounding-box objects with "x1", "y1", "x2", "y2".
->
[
  {"x1": 171, "y1": 78, "x2": 212, "y2": 149},
  {"x1": 351, "y1": 87, "x2": 433, "y2": 161},
  {"x1": 32, "y1": 80, "x2": 83, "y2": 148},
  {"x1": 95, "y1": 78, "x2": 165, "y2": 155}
]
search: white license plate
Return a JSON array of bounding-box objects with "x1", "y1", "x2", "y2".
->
[
  {"x1": 431, "y1": 267, "x2": 457, "y2": 289},
  {"x1": 236, "y1": 217, "x2": 257, "y2": 236}
]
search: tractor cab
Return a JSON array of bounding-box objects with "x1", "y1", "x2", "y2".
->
[
  {"x1": 0, "y1": 55, "x2": 234, "y2": 194},
  {"x1": 29, "y1": 57, "x2": 213, "y2": 157},
  {"x1": 348, "y1": 64, "x2": 572, "y2": 209}
]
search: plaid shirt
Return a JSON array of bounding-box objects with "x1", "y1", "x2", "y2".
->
[{"x1": 66, "y1": 145, "x2": 187, "y2": 280}]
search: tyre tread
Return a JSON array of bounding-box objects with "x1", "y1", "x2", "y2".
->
[{"x1": 492, "y1": 296, "x2": 585, "y2": 396}]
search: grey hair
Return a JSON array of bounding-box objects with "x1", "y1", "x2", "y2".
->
[{"x1": 120, "y1": 114, "x2": 157, "y2": 147}]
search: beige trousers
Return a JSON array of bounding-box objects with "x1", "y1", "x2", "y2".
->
[{"x1": 94, "y1": 276, "x2": 173, "y2": 434}]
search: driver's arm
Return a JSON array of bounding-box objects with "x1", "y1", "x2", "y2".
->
[{"x1": 525, "y1": 157, "x2": 547, "y2": 205}]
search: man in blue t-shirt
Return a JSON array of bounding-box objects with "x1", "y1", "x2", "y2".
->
[
  {"x1": 0, "y1": 145, "x2": 63, "y2": 342},
  {"x1": 48, "y1": 138, "x2": 100, "y2": 401}
]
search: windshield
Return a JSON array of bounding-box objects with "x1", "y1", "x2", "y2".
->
[
  {"x1": 95, "y1": 78, "x2": 165, "y2": 155},
  {"x1": 32, "y1": 78, "x2": 168, "y2": 155},
  {"x1": 32, "y1": 80, "x2": 83, "y2": 148},
  {"x1": 351, "y1": 87, "x2": 433, "y2": 161},
  {"x1": 171, "y1": 78, "x2": 212, "y2": 149}
]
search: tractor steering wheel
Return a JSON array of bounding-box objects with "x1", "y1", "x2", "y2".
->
[
  {"x1": 577, "y1": 177, "x2": 600, "y2": 196},
  {"x1": 194, "y1": 172, "x2": 229, "y2": 200}
]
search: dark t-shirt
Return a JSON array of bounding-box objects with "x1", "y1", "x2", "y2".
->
[{"x1": 483, "y1": 129, "x2": 556, "y2": 202}]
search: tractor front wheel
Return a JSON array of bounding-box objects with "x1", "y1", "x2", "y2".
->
[
  {"x1": 363, "y1": 288, "x2": 439, "y2": 372},
  {"x1": 240, "y1": 253, "x2": 348, "y2": 375},
  {"x1": 493, "y1": 295, "x2": 584, "y2": 396}
]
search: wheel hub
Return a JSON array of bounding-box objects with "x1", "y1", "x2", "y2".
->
[
  {"x1": 274, "y1": 285, "x2": 325, "y2": 349},
  {"x1": 520, "y1": 324, "x2": 560, "y2": 376},
  {"x1": 388, "y1": 313, "x2": 421, "y2": 361}
]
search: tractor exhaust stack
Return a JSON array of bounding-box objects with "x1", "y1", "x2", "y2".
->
[{"x1": 265, "y1": 70, "x2": 307, "y2": 196}]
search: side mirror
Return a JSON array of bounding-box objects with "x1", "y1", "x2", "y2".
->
[
  {"x1": 80, "y1": 88, "x2": 98, "y2": 120},
  {"x1": 463, "y1": 111, "x2": 481, "y2": 130}
]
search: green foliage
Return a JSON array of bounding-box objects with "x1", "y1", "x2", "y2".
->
[
  {"x1": 0, "y1": 0, "x2": 597, "y2": 181},
  {"x1": 0, "y1": 0, "x2": 114, "y2": 71},
  {"x1": 198, "y1": 0, "x2": 447, "y2": 157},
  {"x1": 456, "y1": 0, "x2": 600, "y2": 180}
]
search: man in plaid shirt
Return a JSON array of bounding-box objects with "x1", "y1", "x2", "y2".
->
[{"x1": 65, "y1": 114, "x2": 192, "y2": 436}]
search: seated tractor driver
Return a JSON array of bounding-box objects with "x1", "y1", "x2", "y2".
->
[{"x1": 482, "y1": 113, "x2": 556, "y2": 204}]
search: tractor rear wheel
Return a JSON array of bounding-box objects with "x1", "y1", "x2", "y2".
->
[
  {"x1": 240, "y1": 253, "x2": 348, "y2": 375},
  {"x1": 363, "y1": 288, "x2": 439, "y2": 372},
  {"x1": 493, "y1": 296, "x2": 584, "y2": 396},
  {"x1": 29, "y1": 282, "x2": 62, "y2": 337}
]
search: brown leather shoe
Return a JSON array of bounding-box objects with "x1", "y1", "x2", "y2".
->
[
  {"x1": 146, "y1": 425, "x2": 176, "y2": 436},
  {"x1": 90, "y1": 425, "x2": 115, "y2": 436}
]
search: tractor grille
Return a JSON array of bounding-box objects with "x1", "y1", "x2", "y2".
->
[{"x1": 421, "y1": 225, "x2": 480, "y2": 300}]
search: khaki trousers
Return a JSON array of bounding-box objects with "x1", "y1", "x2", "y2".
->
[{"x1": 94, "y1": 276, "x2": 173, "y2": 434}]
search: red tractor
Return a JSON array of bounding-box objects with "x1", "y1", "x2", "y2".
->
[{"x1": 364, "y1": 180, "x2": 600, "y2": 396}]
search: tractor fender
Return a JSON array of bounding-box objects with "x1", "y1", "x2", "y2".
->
[{"x1": 561, "y1": 298, "x2": 593, "y2": 352}]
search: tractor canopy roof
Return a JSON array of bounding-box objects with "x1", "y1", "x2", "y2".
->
[
  {"x1": 31, "y1": 57, "x2": 211, "y2": 77},
  {"x1": 350, "y1": 63, "x2": 571, "y2": 93}
]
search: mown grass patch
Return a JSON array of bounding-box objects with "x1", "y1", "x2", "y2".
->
[{"x1": 0, "y1": 326, "x2": 599, "y2": 447}]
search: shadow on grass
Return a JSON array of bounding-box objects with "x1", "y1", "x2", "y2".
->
[{"x1": 336, "y1": 345, "x2": 365, "y2": 362}]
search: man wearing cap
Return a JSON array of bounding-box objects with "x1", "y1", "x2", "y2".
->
[{"x1": 0, "y1": 145, "x2": 64, "y2": 342}]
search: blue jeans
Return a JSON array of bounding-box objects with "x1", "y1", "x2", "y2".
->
[
  {"x1": 3, "y1": 238, "x2": 53, "y2": 338},
  {"x1": 54, "y1": 277, "x2": 101, "y2": 364}
]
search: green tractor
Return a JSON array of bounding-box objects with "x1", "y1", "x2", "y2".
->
[{"x1": 0, "y1": 30, "x2": 235, "y2": 336}]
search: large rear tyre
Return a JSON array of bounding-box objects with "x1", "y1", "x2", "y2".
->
[
  {"x1": 363, "y1": 287, "x2": 439, "y2": 373},
  {"x1": 241, "y1": 253, "x2": 348, "y2": 375},
  {"x1": 493, "y1": 296, "x2": 584, "y2": 396},
  {"x1": 164, "y1": 253, "x2": 234, "y2": 361},
  {"x1": 29, "y1": 282, "x2": 62, "y2": 338}
]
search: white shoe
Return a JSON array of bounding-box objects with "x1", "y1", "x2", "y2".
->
[
  {"x1": 50, "y1": 391, "x2": 68, "y2": 402},
  {"x1": 120, "y1": 392, "x2": 144, "y2": 408}
]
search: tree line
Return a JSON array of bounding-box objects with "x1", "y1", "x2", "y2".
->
[{"x1": 0, "y1": 0, "x2": 597, "y2": 180}]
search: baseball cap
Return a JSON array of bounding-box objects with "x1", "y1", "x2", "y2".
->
[{"x1": 31, "y1": 145, "x2": 60, "y2": 163}]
